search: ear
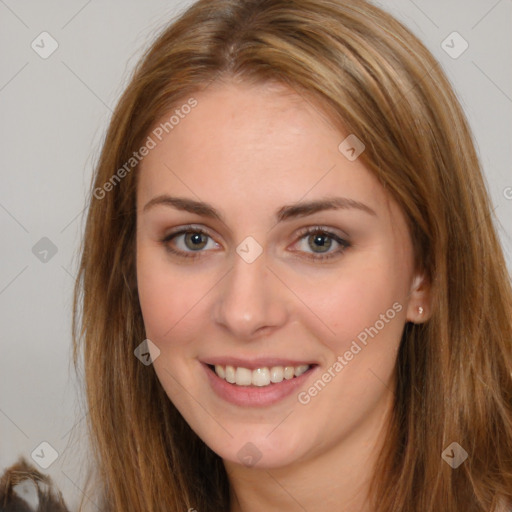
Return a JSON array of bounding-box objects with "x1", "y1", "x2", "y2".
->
[{"x1": 406, "y1": 272, "x2": 432, "y2": 324}]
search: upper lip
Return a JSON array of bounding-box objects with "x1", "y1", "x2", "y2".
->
[{"x1": 201, "y1": 357, "x2": 316, "y2": 370}]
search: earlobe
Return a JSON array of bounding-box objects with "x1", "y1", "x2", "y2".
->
[{"x1": 406, "y1": 273, "x2": 432, "y2": 323}]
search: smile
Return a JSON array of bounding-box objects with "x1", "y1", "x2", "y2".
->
[
  {"x1": 211, "y1": 364, "x2": 311, "y2": 387},
  {"x1": 202, "y1": 360, "x2": 318, "y2": 407}
]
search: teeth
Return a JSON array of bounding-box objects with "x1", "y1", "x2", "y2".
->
[
  {"x1": 294, "y1": 364, "x2": 309, "y2": 377},
  {"x1": 215, "y1": 365, "x2": 225, "y2": 379},
  {"x1": 270, "y1": 366, "x2": 284, "y2": 383},
  {"x1": 213, "y1": 364, "x2": 311, "y2": 387},
  {"x1": 252, "y1": 367, "x2": 270, "y2": 387},
  {"x1": 235, "y1": 367, "x2": 252, "y2": 386},
  {"x1": 225, "y1": 365, "x2": 236, "y2": 384},
  {"x1": 284, "y1": 366, "x2": 295, "y2": 380}
]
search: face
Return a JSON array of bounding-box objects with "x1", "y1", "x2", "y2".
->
[{"x1": 136, "y1": 79, "x2": 424, "y2": 470}]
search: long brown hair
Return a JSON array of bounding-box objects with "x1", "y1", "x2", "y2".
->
[{"x1": 72, "y1": 0, "x2": 512, "y2": 510}]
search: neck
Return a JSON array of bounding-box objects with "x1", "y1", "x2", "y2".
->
[{"x1": 224, "y1": 389, "x2": 394, "y2": 512}]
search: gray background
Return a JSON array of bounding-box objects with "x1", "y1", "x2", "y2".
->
[{"x1": 1, "y1": 0, "x2": 511, "y2": 509}]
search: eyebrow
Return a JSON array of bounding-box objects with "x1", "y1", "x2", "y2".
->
[{"x1": 142, "y1": 194, "x2": 377, "y2": 222}]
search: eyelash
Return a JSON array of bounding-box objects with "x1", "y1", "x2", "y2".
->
[{"x1": 160, "y1": 225, "x2": 351, "y2": 262}]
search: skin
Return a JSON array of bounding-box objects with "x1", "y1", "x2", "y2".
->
[{"x1": 136, "y1": 79, "x2": 431, "y2": 512}]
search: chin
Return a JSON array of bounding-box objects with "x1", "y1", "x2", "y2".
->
[{"x1": 205, "y1": 424, "x2": 310, "y2": 470}]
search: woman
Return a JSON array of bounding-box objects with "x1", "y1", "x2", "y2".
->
[{"x1": 69, "y1": 0, "x2": 512, "y2": 510}]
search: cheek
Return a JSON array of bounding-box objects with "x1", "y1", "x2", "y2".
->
[
  {"x1": 292, "y1": 252, "x2": 408, "y2": 358},
  {"x1": 136, "y1": 245, "x2": 209, "y2": 343}
]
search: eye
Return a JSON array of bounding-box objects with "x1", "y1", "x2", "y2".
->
[
  {"x1": 292, "y1": 226, "x2": 350, "y2": 261},
  {"x1": 160, "y1": 225, "x2": 350, "y2": 261},
  {"x1": 161, "y1": 226, "x2": 219, "y2": 259}
]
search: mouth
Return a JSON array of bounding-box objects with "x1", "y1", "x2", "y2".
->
[
  {"x1": 201, "y1": 359, "x2": 319, "y2": 407},
  {"x1": 206, "y1": 363, "x2": 315, "y2": 387}
]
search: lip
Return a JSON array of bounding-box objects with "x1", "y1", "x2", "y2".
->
[{"x1": 201, "y1": 362, "x2": 318, "y2": 407}]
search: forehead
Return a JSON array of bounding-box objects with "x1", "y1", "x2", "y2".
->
[{"x1": 136, "y1": 80, "x2": 385, "y2": 215}]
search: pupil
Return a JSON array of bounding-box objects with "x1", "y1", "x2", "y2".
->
[
  {"x1": 310, "y1": 233, "x2": 331, "y2": 253},
  {"x1": 186, "y1": 232, "x2": 207, "y2": 250}
]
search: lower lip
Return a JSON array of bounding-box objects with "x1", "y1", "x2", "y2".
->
[{"x1": 202, "y1": 363, "x2": 317, "y2": 407}]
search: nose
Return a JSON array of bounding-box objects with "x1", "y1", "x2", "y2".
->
[{"x1": 212, "y1": 248, "x2": 289, "y2": 340}]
